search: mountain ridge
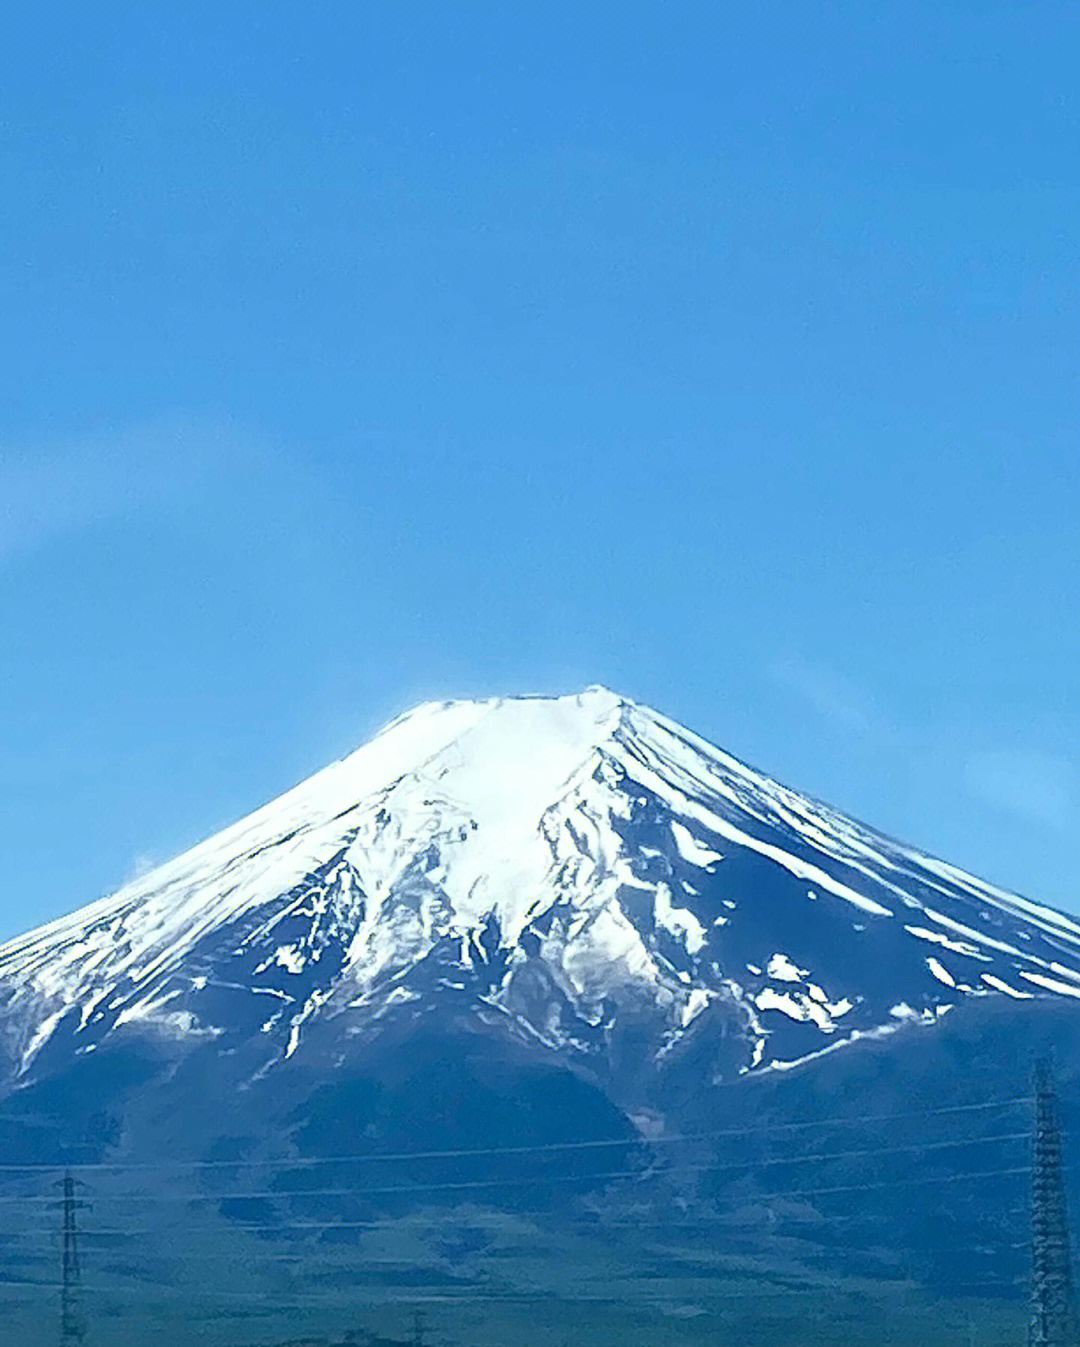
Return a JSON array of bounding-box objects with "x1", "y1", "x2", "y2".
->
[{"x1": 2, "y1": 686, "x2": 1079, "y2": 1092}]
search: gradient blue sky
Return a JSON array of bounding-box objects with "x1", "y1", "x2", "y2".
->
[{"x1": 3, "y1": 0, "x2": 1079, "y2": 940}]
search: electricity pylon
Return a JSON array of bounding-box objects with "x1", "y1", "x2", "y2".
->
[
  {"x1": 1030, "y1": 1059, "x2": 1078, "y2": 1347},
  {"x1": 57, "y1": 1171, "x2": 88, "y2": 1345}
]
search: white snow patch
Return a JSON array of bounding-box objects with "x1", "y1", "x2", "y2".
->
[
  {"x1": 273, "y1": 946, "x2": 307, "y2": 975},
  {"x1": 384, "y1": 986, "x2": 421, "y2": 1005},
  {"x1": 669, "y1": 821, "x2": 723, "y2": 868},
  {"x1": 980, "y1": 973, "x2": 1033, "y2": 999},
  {"x1": 1019, "y1": 971, "x2": 1080, "y2": 999},
  {"x1": 115, "y1": 1003, "x2": 214, "y2": 1038},
  {"x1": 653, "y1": 884, "x2": 707, "y2": 956},
  {"x1": 19, "y1": 1009, "x2": 66, "y2": 1073},
  {"x1": 904, "y1": 926, "x2": 989, "y2": 960},
  {"x1": 920, "y1": 909, "x2": 1025, "y2": 960},
  {"x1": 926, "y1": 957, "x2": 956, "y2": 988},
  {"x1": 766, "y1": 1018, "x2": 915, "y2": 1073},
  {"x1": 766, "y1": 952, "x2": 808, "y2": 983},
  {"x1": 755, "y1": 987, "x2": 837, "y2": 1031},
  {"x1": 680, "y1": 987, "x2": 712, "y2": 1028}
]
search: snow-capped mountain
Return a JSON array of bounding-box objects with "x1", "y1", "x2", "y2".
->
[{"x1": 2, "y1": 686, "x2": 1079, "y2": 1091}]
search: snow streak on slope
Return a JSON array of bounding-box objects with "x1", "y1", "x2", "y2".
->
[{"x1": 1, "y1": 687, "x2": 1078, "y2": 1080}]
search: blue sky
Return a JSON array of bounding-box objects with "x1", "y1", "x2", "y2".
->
[{"x1": 3, "y1": 0, "x2": 1079, "y2": 939}]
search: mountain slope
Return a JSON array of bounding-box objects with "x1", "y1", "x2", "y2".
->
[{"x1": 2, "y1": 686, "x2": 1079, "y2": 1090}]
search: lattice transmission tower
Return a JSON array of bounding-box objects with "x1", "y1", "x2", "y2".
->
[
  {"x1": 1030, "y1": 1059, "x2": 1079, "y2": 1347},
  {"x1": 58, "y1": 1170, "x2": 88, "y2": 1345}
]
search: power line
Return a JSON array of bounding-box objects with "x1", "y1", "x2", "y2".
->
[
  {"x1": 9, "y1": 1158, "x2": 1040, "y2": 1239},
  {"x1": 0, "y1": 1094, "x2": 1051, "y2": 1337},
  {"x1": 0, "y1": 1223, "x2": 1033, "y2": 1260},
  {"x1": 0, "y1": 1275, "x2": 1033, "y2": 1305},
  {"x1": 0, "y1": 1150, "x2": 1040, "y2": 1214},
  {"x1": 0, "y1": 1093, "x2": 1034, "y2": 1175},
  {"x1": 0, "y1": 1236, "x2": 1033, "y2": 1266},
  {"x1": 2, "y1": 1199, "x2": 1033, "y2": 1244},
  {"x1": 0, "y1": 1127, "x2": 1035, "y2": 1206}
]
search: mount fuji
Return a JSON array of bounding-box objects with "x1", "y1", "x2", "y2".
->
[
  {"x1": 2, "y1": 686, "x2": 1078, "y2": 1094},
  {"x1": 2, "y1": 688, "x2": 1079, "y2": 1347}
]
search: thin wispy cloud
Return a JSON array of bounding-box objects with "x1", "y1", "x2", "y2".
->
[
  {"x1": 767, "y1": 654, "x2": 881, "y2": 741},
  {"x1": 962, "y1": 749, "x2": 1076, "y2": 832},
  {"x1": 770, "y1": 649, "x2": 1079, "y2": 851},
  {"x1": 0, "y1": 419, "x2": 249, "y2": 564},
  {"x1": 126, "y1": 853, "x2": 159, "y2": 883}
]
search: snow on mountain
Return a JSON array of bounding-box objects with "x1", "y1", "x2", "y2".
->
[{"x1": 2, "y1": 686, "x2": 1080, "y2": 1084}]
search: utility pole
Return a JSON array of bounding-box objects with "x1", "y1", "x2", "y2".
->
[
  {"x1": 1030, "y1": 1059, "x2": 1078, "y2": 1347},
  {"x1": 57, "y1": 1171, "x2": 88, "y2": 1345},
  {"x1": 412, "y1": 1308, "x2": 427, "y2": 1347}
]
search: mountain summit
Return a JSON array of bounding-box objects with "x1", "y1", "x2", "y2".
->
[{"x1": 3, "y1": 686, "x2": 1079, "y2": 1088}]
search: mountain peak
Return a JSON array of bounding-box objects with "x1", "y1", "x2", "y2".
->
[
  {"x1": 373, "y1": 684, "x2": 632, "y2": 744},
  {"x1": 2, "y1": 687, "x2": 1080, "y2": 1085}
]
